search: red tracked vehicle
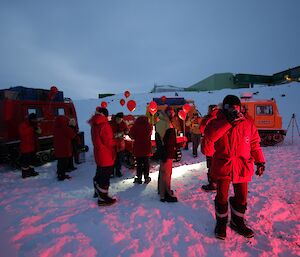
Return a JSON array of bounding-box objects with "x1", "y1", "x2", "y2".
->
[
  {"x1": 240, "y1": 93, "x2": 287, "y2": 146},
  {"x1": 0, "y1": 86, "x2": 87, "y2": 166}
]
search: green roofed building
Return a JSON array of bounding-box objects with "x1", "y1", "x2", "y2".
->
[
  {"x1": 185, "y1": 73, "x2": 249, "y2": 92},
  {"x1": 185, "y1": 66, "x2": 300, "y2": 92},
  {"x1": 98, "y1": 93, "x2": 115, "y2": 98}
]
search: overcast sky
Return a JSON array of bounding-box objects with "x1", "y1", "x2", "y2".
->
[{"x1": 0, "y1": 0, "x2": 299, "y2": 99}]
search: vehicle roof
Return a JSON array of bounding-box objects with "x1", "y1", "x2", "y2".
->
[{"x1": 241, "y1": 98, "x2": 276, "y2": 104}]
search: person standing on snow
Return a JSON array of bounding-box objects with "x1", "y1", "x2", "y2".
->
[
  {"x1": 129, "y1": 116, "x2": 153, "y2": 184},
  {"x1": 19, "y1": 113, "x2": 41, "y2": 178},
  {"x1": 110, "y1": 112, "x2": 129, "y2": 177},
  {"x1": 189, "y1": 112, "x2": 202, "y2": 157},
  {"x1": 200, "y1": 104, "x2": 219, "y2": 191},
  {"x1": 201, "y1": 95, "x2": 265, "y2": 240},
  {"x1": 67, "y1": 118, "x2": 80, "y2": 171},
  {"x1": 155, "y1": 106, "x2": 178, "y2": 202},
  {"x1": 90, "y1": 107, "x2": 117, "y2": 206},
  {"x1": 53, "y1": 115, "x2": 76, "y2": 181},
  {"x1": 183, "y1": 114, "x2": 191, "y2": 150}
]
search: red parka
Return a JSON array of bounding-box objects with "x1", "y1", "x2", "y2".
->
[
  {"x1": 129, "y1": 116, "x2": 152, "y2": 157},
  {"x1": 110, "y1": 118, "x2": 129, "y2": 152},
  {"x1": 19, "y1": 121, "x2": 38, "y2": 154},
  {"x1": 54, "y1": 116, "x2": 76, "y2": 158},
  {"x1": 110, "y1": 118, "x2": 129, "y2": 135},
  {"x1": 201, "y1": 111, "x2": 265, "y2": 183},
  {"x1": 90, "y1": 114, "x2": 116, "y2": 167}
]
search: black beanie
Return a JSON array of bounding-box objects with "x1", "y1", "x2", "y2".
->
[
  {"x1": 96, "y1": 107, "x2": 109, "y2": 117},
  {"x1": 115, "y1": 112, "x2": 124, "y2": 119},
  {"x1": 222, "y1": 95, "x2": 241, "y2": 109}
]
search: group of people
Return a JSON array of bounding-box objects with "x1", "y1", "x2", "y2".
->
[
  {"x1": 19, "y1": 94, "x2": 266, "y2": 240},
  {"x1": 19, "y1": 113, "x2": 81, "y2": 181},
  {"x1": 89, "y1": 104, "x2": 181, "y2": 205}
]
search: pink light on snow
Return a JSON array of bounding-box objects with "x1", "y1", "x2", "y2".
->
[{"x1": 12, "y1": 223, "x2": 48, "y2": 242}]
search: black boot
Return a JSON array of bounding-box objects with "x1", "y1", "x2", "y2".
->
[
  {"x1": 165, "y1": 192, "x2": 178, "y2": 202},
  {"x1": 57, "y1": 173, "x2": 71, "y2": 181},
  {"x1": 22, "y1": 169, "x2": 32, "y2": 179},
  {"x1": 29, "y1": 167, "x2": 39, "y2": 176},
  {"x1": 133, "y1": 176, "x2": 142, "y2": 184},
  {"x1": 144, "y1": 177, "x2": 151, "y2": 184},
  {"x1": 97, "y1": 191, "x2": 117, "y2": 206},
  {"x1": 202, "y1": 173, "x2": 216, "y2": 191},
  {"x1": 229, "y1": 197, "x2": 254, "y2": 238},
  {"x1": 214, "y1": 201, "x2": 228, "y2": 240},
  {"x1": 93, "y1": 180, "x2": 116, "y2": 206},
  {"x1": 202, "y1": 183, "x2": 217, "y2": 191},
  {"x1": 22, "y1": 168, "x2": 39, "y2": 178}
]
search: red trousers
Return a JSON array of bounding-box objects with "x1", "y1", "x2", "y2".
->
[{"x1": 215, "y1": 180, "x2": 248, "y2": 206}]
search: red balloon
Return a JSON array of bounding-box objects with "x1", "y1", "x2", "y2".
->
[
  {"x1": 148, "y1": 101, "x2": 157, "y2": 115},
  {"x1": 127, "y1": 99, "x2": 136, "y2": 112},
  {"x1": 178, "y1": 110, "x2": 187, "y2": 120},
  {"x1": 124, "y1": 90, "x2": 130, "y2": 98},
  {"x1": 50, "y1": 86, "x2": 58, "y2": 94},
  {"x1": 183, "y1": 103, "x2": 191, "y2": 113},
  {"x1": 101, "y1": 101, "x2": 108, "y2": 108},
  {"x1": 149, "y1": 101, "x2": 157, "y2": 111},
  {"x1": 161, "y1": 96, "x2": 167, "y2": 103},
  {"x1": 120, "y1": 99, "x2": 125, "y2": 106}
]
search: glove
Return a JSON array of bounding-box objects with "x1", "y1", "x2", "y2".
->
[
  {"x1": 255, "y1": 163, "x2": 265, "y2": 176},
  {"x1": 224, "y1": 109, "x2": 244, "y2": 124}
]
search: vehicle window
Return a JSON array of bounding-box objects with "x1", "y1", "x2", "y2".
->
[
  {"x1": 256, "y1": 105, "x2": 273, "y2": 115},
  {"x1": 27, "y1": 107, "x2": 43, "y2": 118},
  {"x1": 53, "y1": 107, "x2": 65, "y2": 116}
]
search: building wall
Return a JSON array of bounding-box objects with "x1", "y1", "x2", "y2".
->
[{"x1": 185, "y1": 73, "x2": 249, "y2": 91}]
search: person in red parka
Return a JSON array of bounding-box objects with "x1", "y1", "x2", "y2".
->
[
  {"x1": 68, "y1": 118, "x2": 81, "y2": 171},
  {"x1": 90, "y1": 107, "x2": 117, "y2": 206},
  {"x1": 201, "y1": 95, "x2": 265, "y2": 240},
  {"x1": 19, "y1": 113, "x2": 41, "y2": 178},
  {"x1": 110, "y1": 112, "x2": 129, "y2": 177},
  {"x1": 129, "y1": 116, "x2": 153, "y2": 184},
  {"x1": 54, "y1": 115, "x2": 76, "y2": 181},
  {"x1": 200, "y1": 104, "x2": 219, "y2": 191}
]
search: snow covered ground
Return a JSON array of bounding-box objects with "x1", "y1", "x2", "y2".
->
[{"x1": 0, "y1": 84, "x2": 299, "y2": 257}]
